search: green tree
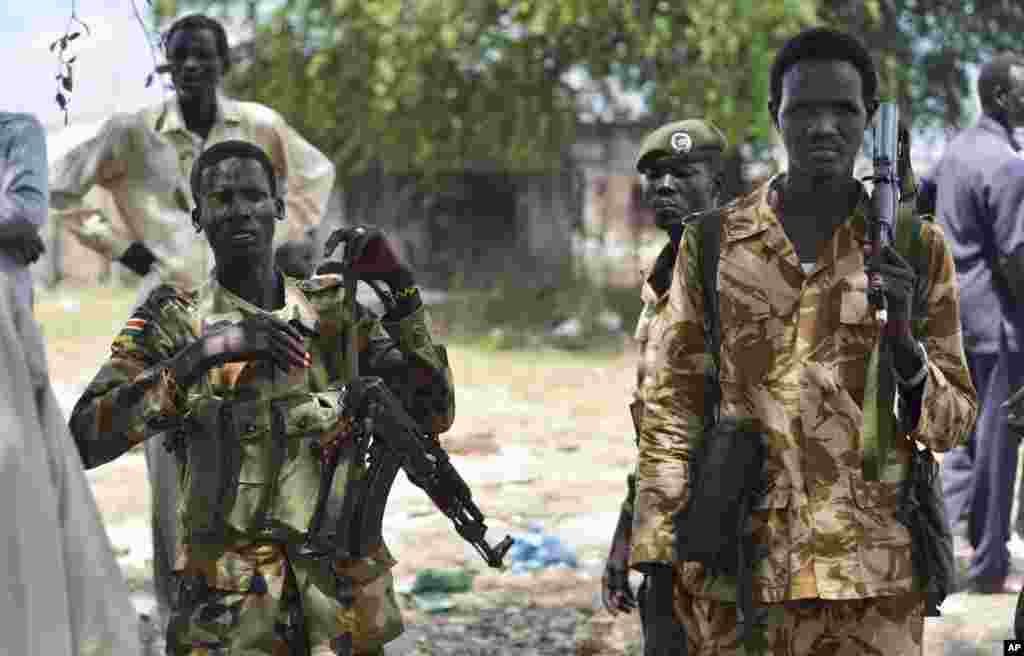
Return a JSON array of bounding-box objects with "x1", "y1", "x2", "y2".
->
[
  {"x1": 155, "y1": 0, "x2": 815, "y2": 184},
  {"x1": 819, "y1": 0, "x2": 1024, "y2": 130}
]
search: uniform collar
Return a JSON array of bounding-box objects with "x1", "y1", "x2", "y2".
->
[
  {"x1": 727, "y1": 173, "x2": 872, "y2": 278},
  {"x1": 155, "y1": 92, "x2": 243, "y2": 135},
  {"x1": 195, "y1": 270, "x2": 320, "y2": 334}
]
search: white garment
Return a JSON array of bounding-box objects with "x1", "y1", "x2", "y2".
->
[{"x1": 0, "y1": 273, "x2": 140, "y2": 656}]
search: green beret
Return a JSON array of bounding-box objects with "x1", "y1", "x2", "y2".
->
[{"x1": 635, "y1": 119, "x2": 727, "y2": 172}]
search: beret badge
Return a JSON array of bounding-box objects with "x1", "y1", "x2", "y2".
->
[{"x1": 670, "y1": 131, "x2": 693, "y2": 154}]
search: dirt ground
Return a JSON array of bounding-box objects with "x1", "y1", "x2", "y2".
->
[{"x1": 39, "y1": 283, "x2": 1023, "y2": 655}]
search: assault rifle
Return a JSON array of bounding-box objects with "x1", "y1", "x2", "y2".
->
[{"x1": 300, "y1": 375, "x2": 514, "y2": 569}]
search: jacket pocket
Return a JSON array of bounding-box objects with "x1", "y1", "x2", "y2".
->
[{"x1": 849, "y1": 474, "x2": 915, "y2": 584}]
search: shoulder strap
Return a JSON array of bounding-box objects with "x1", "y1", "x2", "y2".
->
[
  {"x1": 893, "y1": 205, "x2": 930, "y2": 340},
  {"x1": 698, "y1": 211, "x2": 724, "y2": 428}
]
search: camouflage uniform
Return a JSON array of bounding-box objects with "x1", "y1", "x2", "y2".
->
[
  {"x1": 630, "y1": 177, "x2": 977, "y2": 654},
  {"x1": 627, "y1": 119, "x2": 728, "y2": 506},
  {"x1": 625, "y1": 242, "x2": 679, "y2": 514},
  {"x1": 69, "y1": 273, "x2": 454, "y2": 655},
  {"x1": 52, "y1": 96, "x2": 337, "y2": 633}
]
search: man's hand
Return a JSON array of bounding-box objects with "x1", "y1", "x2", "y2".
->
[
  {"x1": 59, "y1": 208, "x2": 133, "y2": 260},
  {"x1": 866, "y1": 242, "x2": 923, "y2": 377},
  {"x1": 1004, "y1": 385, "x2": 1024, "y2": 437},
  {"x1": 320, "y1": 225, "x2": 413, "y2": 289},
  {"x1": 187, "y1": 315, "x2": 310, "y2": 381},
  {"x1": 1, "y1": 232, "x2": 45, "y2": 265},
  {"x1": 602, "y1": 561, "x2": 637, "y2": 615},
  {"x1": 602, "y1": 508, "x2": 638, "y2": 615},
  {"x1": 867, "y1": 243, "x2": 917, "y2": 325},
  {"x1": 642, "y1": 565, "x2": 686, "y2": 656}
]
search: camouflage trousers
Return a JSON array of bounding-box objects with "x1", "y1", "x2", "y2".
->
[
  {"x1": 167, "y1": 542, "x2": 403, "y2": 655},
  {"x1": 672, "y1": 586, "x2": 924, "y2": 656}
]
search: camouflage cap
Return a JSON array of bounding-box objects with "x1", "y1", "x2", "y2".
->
[{"x1": 635, "y1": 119, "x2": 727, "y2": 172}]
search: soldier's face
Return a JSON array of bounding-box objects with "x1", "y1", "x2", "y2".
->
[
  {"x1": 642, "y1": 156, "x2": 719, "y2": 229},
  {"x1": 775, "y1": 59, "x2": 870, "y2": 183},
  {"x1": 198, "y1": 157, "x2": 281, "y2": 261},
  {"x1": 166, "y1": 27, "x2": 225, "y2": 101}
]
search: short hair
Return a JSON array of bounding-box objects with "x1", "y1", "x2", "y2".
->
[
  {"x1": 978, "y1": 53, "x2": 1024, "y2": 112},
  {"x1": 162, "y1": 14, "x2": 232, "y2": 72},
  {"x1": 769, "y1": 27, "x2": 879, "y2": 116},
  {"x1": 190, "y1": 140, "x2": 278, "y2": 206}
]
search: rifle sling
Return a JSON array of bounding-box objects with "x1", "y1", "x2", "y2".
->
[
  {"x1": 861, "y1": 205, "x2": 927, "y2": 482},
  {"x1": 697, "y1": 212, "x2": 765, "y2": 647}
]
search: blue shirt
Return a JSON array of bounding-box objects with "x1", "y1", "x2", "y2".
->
[
  {"x1": 933, "y1": 115, "x2": 1024, "y2": 353},
  {"x1": 0, "y1": 113, "x2": 48, "y2": 308}
]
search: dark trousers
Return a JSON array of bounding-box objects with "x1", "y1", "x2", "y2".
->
[{"x1": 941, "y1": 347, "x2": 1024, "y2": 583}]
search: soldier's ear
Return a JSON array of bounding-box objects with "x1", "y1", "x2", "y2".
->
[
  {"x1": 274, "y1": 197, "x2": 285, "y2": 221},
  {"x1": 191, "y1": 207, "x2": 203, "y2": 233}
]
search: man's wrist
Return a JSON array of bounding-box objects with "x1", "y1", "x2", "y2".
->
[
  {"x1": 385, "y1": 272, "x2": 422, "y2": 317},
  {"x1": 118, "y1": 241, "x2": 157, "y2": 277},
  {"x1": 892, "y1": 339, "x2": 928, "y2": 388},
  {"x1": 380, "y1": 266, "x2": 414, "y2": 289}
]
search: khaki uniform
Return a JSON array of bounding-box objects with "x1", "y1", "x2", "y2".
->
[
  {"x1": 623, "y1": 239, "x2": 680, "y2": 516},
  {"x1": 624, "y1": 117, "x2": 726, "y2": 519},
  {"x1": 631, "y1": 179, "x2": 977, "y2": 652},
  {"x1": 49, "y1": 94, "x2": 335, "y2": 292},
  {"x1": 69, "y1": 274, "x2": 454, "y2": 655}
]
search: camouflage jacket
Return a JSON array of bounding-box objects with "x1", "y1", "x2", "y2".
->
[
  {"x1": 70, "y1": 272, "x2": 454, "y2": 572},
  {"x1": 630, "y1": 180, "x2": 977, "y2": 602},
  {"x1": 623, "y1": 238, "x2": 679, "y2": 517}
]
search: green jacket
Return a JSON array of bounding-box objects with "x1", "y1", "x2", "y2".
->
[{"x1": 70, "y1": 272, "x2": 454, "y2": 557}]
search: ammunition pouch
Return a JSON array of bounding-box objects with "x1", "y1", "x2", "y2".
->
[
  {"x1": 672, "y1": 417, "x2": 768, "y2": 650},
  {"x1": 672, "y1": 418, "x2": 768, "y2": 575},
  {"x1": 180, "y1": 388, "x2": 360, "y2": 545}
]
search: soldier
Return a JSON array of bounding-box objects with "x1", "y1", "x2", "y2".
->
[
  {"x1": 601, "y1": 120, "x2": 727, "y2": 629},
  {"x1": 49, "y1": 12, "x2": 335, "y2": 294},
  {"x1": 68, "y1": 140, "x2": 453, "y2": 655},
  {"x1": 632, "y1": 28, "x2": 977, "y2": 655},
  {"x1": 48, "y1": 13, "x2": 336, "y2": 631}
]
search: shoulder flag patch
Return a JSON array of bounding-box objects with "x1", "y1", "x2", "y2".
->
[{"x1": 122, "y1": 317, "x2": 148, "y2": 337}]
